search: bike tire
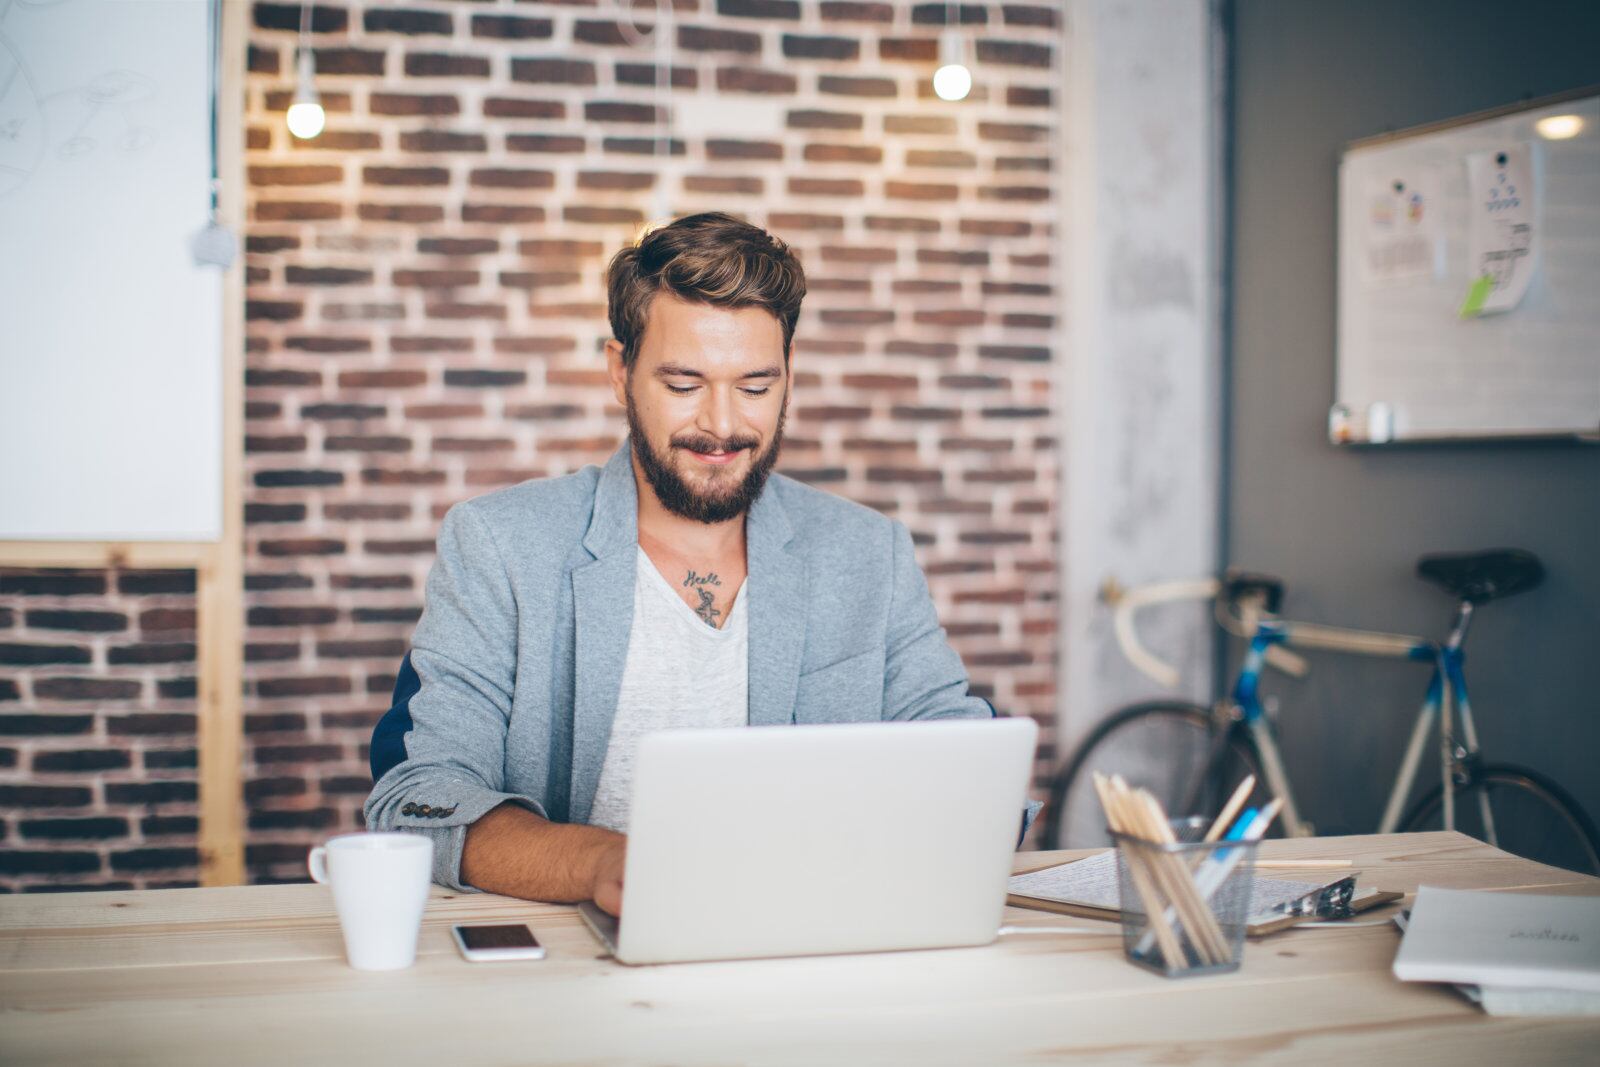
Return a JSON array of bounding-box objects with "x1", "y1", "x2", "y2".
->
[
  {"x1": 1040, "y1": 701, "x2": 1265, "y2": 851},
  {"x1": 1401, "y1": 763, "x2": 1600, "y2": 876}
]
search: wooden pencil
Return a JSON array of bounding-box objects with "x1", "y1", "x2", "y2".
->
[
  {"x1": 1204, "y1": 775, "x2": 1257, "y2": 843},
  {"x1": 1093, "y1": 774, "x2": 1185, "y2": 967}
]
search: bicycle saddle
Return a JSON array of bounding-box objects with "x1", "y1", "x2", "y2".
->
[{"x1": 1416, "y1": 549, "x2": 1544, "y2": 604}]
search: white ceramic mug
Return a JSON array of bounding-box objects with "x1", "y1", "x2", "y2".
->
[{"x1": 308, "y1": 832, "x2": 433, "y2": 971}]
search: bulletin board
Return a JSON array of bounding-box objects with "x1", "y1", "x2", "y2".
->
[
  {"x1": 0, "y1": 0, "x2": 222, "y2": 539},
  {"x1": 1333, "y1": 87, "x2": 1600, "y2": 444}
]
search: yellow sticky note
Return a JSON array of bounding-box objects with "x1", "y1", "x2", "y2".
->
[{"x1": 1459, "y1": 274, "x2": 1493, "y2": 318}]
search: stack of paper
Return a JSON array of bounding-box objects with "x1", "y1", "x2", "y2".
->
[
  {"x1": 1393, "y1": 886, "x2": 1600, "y2": 1016},
  {"x1": 1007, "y1": 850, "x2": 1394, "y2": 936}
]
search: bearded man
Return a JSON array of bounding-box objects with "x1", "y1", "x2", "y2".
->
[{"x1": 365, "y1": 213, "x2": 996, "y2": 916}]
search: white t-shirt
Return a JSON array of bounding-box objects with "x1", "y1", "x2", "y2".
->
[{"x1": 587, "y1": 548, "x2": 749, "y2": 832}]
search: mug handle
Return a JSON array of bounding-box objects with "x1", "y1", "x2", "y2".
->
[{"x1": 307, "y1": 846, "x2": 329, "y2": 884}]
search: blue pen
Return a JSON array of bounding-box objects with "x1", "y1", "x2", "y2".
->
[{"x1": 1223, "y1": 807, "x2": 1258, "y2": 842}]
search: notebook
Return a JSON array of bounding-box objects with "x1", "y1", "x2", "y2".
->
[{"x1": 1394, "y1": 886, "x2": 1600, "y2": 993}]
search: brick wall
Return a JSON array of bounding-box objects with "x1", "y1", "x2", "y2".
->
[
  {"x1": 1, "y1": 0, "x2": 1063, "y2": 891},
  {"x1": 0, "y1": 569, "x2": 202, "y2": 890}
]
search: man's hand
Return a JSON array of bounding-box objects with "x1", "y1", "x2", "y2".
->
[
  {"x1": 461, "y1": 802, "x2": 627, "y2": 911},
  {"x1": 591, "y1": 837, "x2": 626, "y2": 917}
]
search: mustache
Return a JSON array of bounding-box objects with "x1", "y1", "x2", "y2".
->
[{"x1": 670, "y1": 433, "x2": 760, "y2": 455}]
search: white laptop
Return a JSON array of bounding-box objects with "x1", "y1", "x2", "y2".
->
[{"x1": 577, "y1": 716, "x2": 1037, "y2": 965}]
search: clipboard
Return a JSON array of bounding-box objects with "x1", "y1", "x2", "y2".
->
[
  {"x1": 1007, "y1": 850, "x2": 1404, "y2": 937},
  {"x1": 1007, "y1": 886, "x2": 1403, "y2": 938}
]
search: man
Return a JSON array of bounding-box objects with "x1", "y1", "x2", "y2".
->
[{"x1": 364, "y1": 213, "x2": 997, "y2": 917}]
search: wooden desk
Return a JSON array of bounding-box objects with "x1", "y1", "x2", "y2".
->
[{"x1": 1, "y1": 832, "x2": 1596, "y2": 1065}]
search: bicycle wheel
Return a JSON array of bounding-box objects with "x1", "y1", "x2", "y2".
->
[
  {"x1": 1401, "y1": 764, "x2": 1600, "y2": 876},
  {"x1": 1040, "y1": 701, "x2": 1264, "y2": 851}
]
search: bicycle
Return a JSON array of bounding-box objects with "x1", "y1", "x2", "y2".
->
[{"x1": 1041, "y1": 549, "x2": 1600, "y2": 876}]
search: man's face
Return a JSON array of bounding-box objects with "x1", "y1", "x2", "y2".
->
[{"x1": 606, "y1": 293, "x2": 789, "y2": 524}]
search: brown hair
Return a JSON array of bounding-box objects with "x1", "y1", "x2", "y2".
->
[{"x1": 604, "y1": 212, "x2": 807, "y2": 369}]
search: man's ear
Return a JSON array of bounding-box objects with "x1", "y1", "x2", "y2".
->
[{"x1": 604, "y1": 339, "x2": 628, "y2": 407}]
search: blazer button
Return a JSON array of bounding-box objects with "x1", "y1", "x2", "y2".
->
[
  {"x1": 417, "y1": 804, "x2": 431, "y2": 816},
  {"x1": 401, "y1": 803, "x2": 416, "y2": 816}
]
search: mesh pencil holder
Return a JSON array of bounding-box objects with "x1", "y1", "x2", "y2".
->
[{"x1": 1110, "y1": 816, "x2": 1259, "y2": 978}]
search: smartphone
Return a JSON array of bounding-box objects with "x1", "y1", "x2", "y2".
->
[{"x1": 451, "y1": 923, "x2": 546, "y2": 962}]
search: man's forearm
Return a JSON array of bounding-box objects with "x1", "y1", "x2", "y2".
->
[{"x1": 460, "y1": 802, "x2": 624, "y2": 906}]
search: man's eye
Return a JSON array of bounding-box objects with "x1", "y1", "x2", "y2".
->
[
  {"x1": 665, "y1": 383, "x2": 698, "y2": 395},
  {"x1": 740, "y1": 387, "x2": 770, "y2": 398}
]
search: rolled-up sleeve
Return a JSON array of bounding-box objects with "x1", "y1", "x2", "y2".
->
[{"x1": 363, "y1": 502, "x2": 545, "y2": 890}]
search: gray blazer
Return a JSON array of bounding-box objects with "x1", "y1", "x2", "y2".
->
[{"x1": 364, "y1": 441, "x2": 993, "y2": 889}]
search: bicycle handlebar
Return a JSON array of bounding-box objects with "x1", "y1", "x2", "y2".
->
[
  {"x1": 1103, "y1": 576, "x2": 1310, "y2": 689},
  {"x1": 1104, "y1": 576, "x2": 1429, "y2": 690}
]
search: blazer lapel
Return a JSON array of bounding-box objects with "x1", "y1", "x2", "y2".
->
[
  {"x1": 569, "y1": 443, "x2": 639, "y2": 825},
  {"x1": 746, "y1": 482, "x2": 806, "y2": 727}
]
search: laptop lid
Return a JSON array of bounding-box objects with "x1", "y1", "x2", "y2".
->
[{"x1": 610, "y1": 716, "x2": 1037, "y2": 965}]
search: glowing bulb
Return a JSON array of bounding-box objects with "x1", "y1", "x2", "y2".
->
[
  {"x1": 287, "y1": 101, "x2": 325, "y2": 140},
  {"x1": 286, "y1": 47, "x2": 324, "y2": 140},
  {"x1": 933, "y1": 63, "x2": 972, "y2": 102},
  {"x1": 933, "y1": 29, "x2": 971, "y2": 102},
  {"x1": 1534, "y1": 114, "x2": 1583, "y2": 140}
]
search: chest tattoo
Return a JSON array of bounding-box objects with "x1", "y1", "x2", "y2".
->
[{"x1": 682, "y1": 570, "x2": 723, "y2": 628}]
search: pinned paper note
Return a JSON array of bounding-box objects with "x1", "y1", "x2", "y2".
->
[
  {"x1": 1361, "y1": 171, "x2": 1441, "y2": 286},
  {"x1": 1463, "y1": 144, "x2": 1539, "y2": 315}
]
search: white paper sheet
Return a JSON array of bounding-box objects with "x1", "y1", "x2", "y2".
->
[
  {"x1": 1008, "y1": 850, "x2": 1329, "y2": 918},
  {"x1": 1463, "y1": 143, "x2": 1539, "y2": 315}
]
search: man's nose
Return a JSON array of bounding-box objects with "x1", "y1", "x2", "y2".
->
[{"x1": 697, "y1": 386, "x2": 736, "y2": 441}]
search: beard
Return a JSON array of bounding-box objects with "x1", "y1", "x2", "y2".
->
[{"x1": 624, "y1": 388, "x2": 786, "y2": 525}]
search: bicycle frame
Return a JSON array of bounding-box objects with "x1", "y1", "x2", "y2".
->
[{"x1": 1234, "y1": 603, "x2": 1490, "y2": 840}]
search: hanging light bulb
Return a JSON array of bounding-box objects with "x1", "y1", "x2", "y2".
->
[
  {"x1": 286, "y1": 46, "x2": 325, "y2": 139},
  {"x1": 933, "y1": 28, "x2": 972, "y2": 102}
]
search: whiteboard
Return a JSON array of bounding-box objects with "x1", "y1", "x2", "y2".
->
[
  {"x1": 0, "y1": 0, "x2": 221, "y2": 540},
  {"x1": 1334, "y1": 88, "x2": 1600, "y2": 444}
]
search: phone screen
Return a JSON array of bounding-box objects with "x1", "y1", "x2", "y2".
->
[{"x1": 457, "y1": 924, "x2": 540, "y2": 951}]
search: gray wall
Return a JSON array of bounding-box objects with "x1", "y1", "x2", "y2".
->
[{"x1": 1227, "y1": 0, "x2": 1600, "y2": 838}]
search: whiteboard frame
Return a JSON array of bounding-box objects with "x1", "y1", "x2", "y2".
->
[{"x1": 1333, "y1": 84, "x2": 1600, "y2": 447}]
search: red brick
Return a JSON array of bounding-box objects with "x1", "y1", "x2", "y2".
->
[
  {"x1": 364, "y1": 9, "x2": 453, "y2": 35},
  {"x1": 310, "y1": 47, "x2": 386, "y2": 76},
  {"x1": 820, "y1": 1, "x2": 893, "y2": 21},
  {"x1": 369, "y1": 92, "x2": 460, "y2": 116},
  {"x1": 879, "y1": 38, "x2": 938, "y2": 62},
  {"x1": 684, "y1": 175, "x2": 763, "y2": 195},
  {"x1": 678, "y1": 25, "x2": 761, "y2": 53},
  {"x1": 358, "y1": 203, "x2": 445, "y2": 223},
  {"x1": 399, "y1": 130, "x2": 487, "y2": 153},
  {"x1": 577, "y1": 171, "x2": 655, "y2": 190},
  {"x1": 511, "y1": 58, "x2": 596, "y2": 85},
  {"x1": 708, "y1": 139, "x2": 783, "y2": 161},
  {"x1": 716, "y1": 67, "x2": 798, "y2": 94},
  {"x1": 364, "y1": 165, "x2": 449, "y2": 186},
  {"x1": 463, "y1": 203, "x2": 546, "y2": 224},
  {"x1": 469, "y1": 167, "x2": 555, "y2": 189},
  {"x1": 248, "y1": 164, "x2": 342, "y2": 186},
  {"x1": 482, "y1": 97, "x2": 565, "y2": 119},
  {"x1": 818, "y1": 75, "x2": 896, "y2": 97},
  {"x1": 254, "y1": 201, "x2": 341, "y2": 222},
  {"x1": 783, "y1": 35, "x2": 859, "y2": 60},
  {"x1": 471, "y1": 14, "x2": 554, "y2": 39},
  {"x1": 404, "y1": 53, "x2": 490, "y2": 78}
]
